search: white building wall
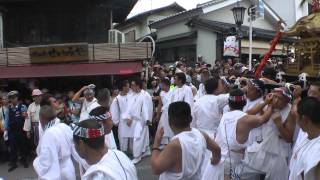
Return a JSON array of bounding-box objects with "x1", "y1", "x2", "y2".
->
[
  {"x1": 265, "y1": 0, "x2": 308, "y2": 27},
  {"x1": 196, "y1": 29, "x2": 217, "y2": 65},
  {"x1": 202, "y1": 0, "x2": 274, "y2": 30},
  {"x1": 118, "y1": 9, "x2": 181, "y2": 41},
  {"x1": 138, "y1": 10, "x2": 178, "y2": 39},
  {"x1": 156, "y1": 20, "x2": 192, "y2": 39},
  {"x1": 120, "y1": 26, "x2": 140, "y2": 42}
]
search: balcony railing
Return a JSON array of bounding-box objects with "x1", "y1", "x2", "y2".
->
[{"x1": 0, "y1": 42, "x2": 152, "y2": 66}]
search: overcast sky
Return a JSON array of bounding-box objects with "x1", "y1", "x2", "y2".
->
[{"x1": 128, "y1": 0, "x2": 211, "y2": 18}]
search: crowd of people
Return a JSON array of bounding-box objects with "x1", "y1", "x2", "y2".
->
[{"x1": 0, "y1": 57, "x2": 319, "y2": 180}]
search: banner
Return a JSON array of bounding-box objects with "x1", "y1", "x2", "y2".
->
[
  {"x1": 30, "y1": 43, "x2": 88, "y2": 64},
  {"x1": 224, "y1": 36, "x2": 239, "y2": 57}
]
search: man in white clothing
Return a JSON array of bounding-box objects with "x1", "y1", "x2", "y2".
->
[
  {"x1": 214, "y1": 89, "x2": 274, "y2": 179},
  {"x1": 151, "y1": 101, "x2": 221, "y2": 180},
  {"x1": 192, "y1": 77, "x2": 229, "y2": 138},
  {"x1": 244, "y1": 79, "x2": 265, "y2": 112},
  {"x1": 293, "y1": 82, "x2": 320, "y2": 153},
  {"x1": 24, "y1": 89, "x2": 42, "y2": 148},
  {"x1": 73, "y1": 85, "x2": 99, "y2": 121},
  {"x1": 90, "y1": 106, "x2": 116, "y2": 149},
  {"x1": 38, "y1": 93, "x2": 61, "y2": 140},
  {"x1": 243, "y1": 87, "x2": 296, "y2": 180},
  {"x1": 110, "y1": 80, "x2": 132, "y2": 151},
  {"x1": 195, "y1": 68, "x2": 210, "y2": 100},
  {"x1": 289, "y1": 97, "x2": 320, "y2": 180},
  {"x1": 73, "y1": 119, "x2": 138, "y2": 180},
  {"x1": 243, "y1": 79, "x2": 266, "y2": 144},
  {"x1": 171, "y1": 72, "x2": 194, "y2": 108},
  {"x1": 95, "y1": 88, "x2": 117, "y2": 149},
  {"x1": 155, "y1": 77, "x2": 174, "y2": 147},
  {"x1": 126, "y1": 79, "x2": 153, "y2": 164},
  {"x1": 33, "y1": 105, "x2": 76, "y2": 180}
]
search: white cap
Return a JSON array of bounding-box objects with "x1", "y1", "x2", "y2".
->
[{"x1": 32, "y1": 89, "x2": 43, "y2": 96}]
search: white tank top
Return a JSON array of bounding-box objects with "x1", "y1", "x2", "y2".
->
[
  {"x1": 261, "y1": 104, "x2": 291, "y2": 157},
  {"x1": 80, "y1": 98, "x2": 99, "y2": 121},
  {"x1": 159, "y1": 128, "x2": 207, "y2": 180},
  {"x1": 216, "y1": 110, "x2": 247, "y2": 157}
]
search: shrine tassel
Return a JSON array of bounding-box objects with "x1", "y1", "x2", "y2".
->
[{"x1": 254, "y1": 31, "x2": 282, "y2": 79}]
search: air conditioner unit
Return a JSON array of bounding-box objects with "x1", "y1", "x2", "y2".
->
[{"x1": 108, "y1": 29, "x2": 125, "y2": 43}]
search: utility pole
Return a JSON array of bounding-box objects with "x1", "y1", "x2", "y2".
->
[
  {"x1": 248, "y1": 6, "x2": 255, "y2": 71},
  {"x1": 249, "y1": 0, "x2": 264, "y2": 70}
]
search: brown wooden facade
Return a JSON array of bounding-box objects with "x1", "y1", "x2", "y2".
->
[{"x1": 0, "y1": 0, "x2": 137, "y2": 47}]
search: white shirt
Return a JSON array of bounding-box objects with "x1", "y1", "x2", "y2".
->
[
  {"x1": 243, "y1": 97, "x2": 264, "y2": 143},
  {"x1": 301, "y1": 135, "x2": 320, "y2": 180},
  {"x1": 80, "y1": 98, "x2": 99, "y2": 121},
  {"x1": 160, "y1": 90, "x2": 173, "y2": 112},
  {"x1": 243, "y1": 104, "x2": 292, "y2": 180},
  {"x1": 38, "y1": 117, "x2": 61, "y2": 141},
  {"x1": 171, "y1": 84, "x2": 194, "y2": 108},
  {"x1": 158, "y1": 90, "x2": 174, "y2": 138},
  {"x1": 289, "y1": 134, "x2": 309, "y2": 180},
  {"x1": 125, "y1": 90, "x2": 153, "y2": 138},
  {"x1": 192, "y1": 94, "x2": 229, "y2": 137},
  {"x1": 289, "y1": 135, "x2": 320, "y2": 180},
  {"x1": 82, "y1": 149, "x2": 138, "y2": 180},
  {"x1": 195, "y1": 83, "x2": 206, "y2": 100},
  {"x1": 110, "y1": 94, "x2": 132, "y2": 140},
  {"x1": 262, "y1": 105, "x2": 292, "y2": 157},
  {"x1": 23, "y1": 102, "x2": 41, "y2": 132},
  {"x1": 110, "y1": 94, "x2": 129, "y2": 126},
  {"x1": 33, "y1": 122, "x2": 76, "y2": 180},
  {"x1": 216, "y1": 110, "x2": 248, "y2": 157}
]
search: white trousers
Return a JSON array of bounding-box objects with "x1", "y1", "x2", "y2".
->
[
  {"x1": 119, "y1": 137, "x2": 133, "y2": 152},
  {"x1": 133, "y1": 125, "x2": 150, "y2": 158}
]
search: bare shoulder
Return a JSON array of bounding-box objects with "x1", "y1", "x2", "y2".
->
[
  {"x1": 238, "y1": 114, "x2": 250, "y2": 122},
  {"x1": 165, "y1": 139, "x2": 182, "y2": 155},
  {"x1": 167, "y1": 139, "x2": 181, "y2": 149}
]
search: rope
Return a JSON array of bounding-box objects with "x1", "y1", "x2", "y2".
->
[{"x1": 112, "y1": 150, "x2": 128, "y2": 180}]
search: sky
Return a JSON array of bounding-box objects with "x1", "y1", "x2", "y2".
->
[{"x1": 128, "y1": 0, "x2": 212, "y2": 18}]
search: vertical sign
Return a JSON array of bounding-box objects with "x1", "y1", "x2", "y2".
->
[{"x1": 224, "y1": 36, "x2": 239, "y2": 57}]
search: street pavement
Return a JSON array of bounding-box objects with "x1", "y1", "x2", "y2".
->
[{"x1": 0, "y1": 156, "x2": 158, "y2": 180}]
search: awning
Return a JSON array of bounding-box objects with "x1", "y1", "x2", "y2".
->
[{"x1": 0, "y1": 61, "x2": 142, "y2": 79}]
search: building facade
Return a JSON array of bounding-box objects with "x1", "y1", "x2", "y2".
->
[
  {"x1": 0, "y1": 0, "x2": 152, "y2": 89},
  {"x1": 266, "y1": 0, "x2": 309, "y2": 27},
  {"x1": 115, "y1": 3, "x2": 185, "y2": 42},
  {"x1": 150, "y1": 0, "x2": 298, "y2": 66}
]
